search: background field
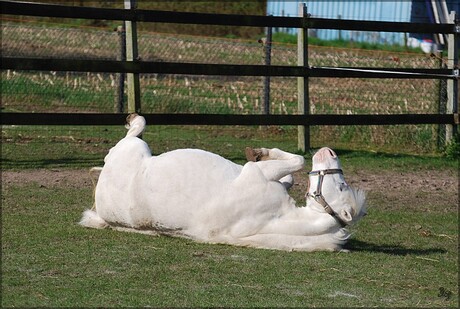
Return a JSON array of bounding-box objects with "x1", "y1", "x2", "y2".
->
[{"x1": 1, "y1": 20, "x2": 452, "y2": 154}]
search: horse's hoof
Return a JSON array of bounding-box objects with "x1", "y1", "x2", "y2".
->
[{"x1": 245, "y1": 147, "x2": 266, "y2": 162}]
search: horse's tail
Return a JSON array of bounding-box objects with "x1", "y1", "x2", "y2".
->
[
  {"x1": 89, "y1": 167, "x2": 103, "y2": 210},
  {"x1": 78, "y1": 167, "x2": 108, "y2": 229},
  {"x1": 79, "y1": 209, "x2": 108, "y2": 229}
]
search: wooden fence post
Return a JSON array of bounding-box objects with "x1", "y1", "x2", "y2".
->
[
  {"x1": 263, "y1": 24, "x2": 272, "y2": 115},
  {"x1": 116, "y1": 24, "x2": 126, "y2": 113},
  {"x1": 124, "y1": 0, "x2": 141, "y2": 114},
  {"x1": 446, "y1": 11, "x2": 459, "y2": 143},
  {"x1": 297, "y1": 3, "x2": 310, "y2": 153}
]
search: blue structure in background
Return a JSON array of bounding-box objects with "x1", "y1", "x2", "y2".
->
[
  {"x1": 409, "y1": 0, "x2": 459, "y2": 51},
  {"x1": 267, "y1": 0, "x2": 459, "y2": 48}
]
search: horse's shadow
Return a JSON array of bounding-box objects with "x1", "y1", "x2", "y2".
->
[{"x1": 345, "y1": 239, "x2": 447, "y2": 255}]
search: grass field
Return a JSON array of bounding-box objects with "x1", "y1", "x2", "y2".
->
[
  {"x1": 2, "y1": 190, "x2": 457, "y2": 307},
  {"x1": 2, "y1": 21, "x2": 449, "y2": 154},
  {"x1": 1, "y1": 126, "x2": 458, "y2": 307}
]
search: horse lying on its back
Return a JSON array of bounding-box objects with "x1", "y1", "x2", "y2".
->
[{"x1": 80, "y1": 114, "x2": 366, "y2": 251}]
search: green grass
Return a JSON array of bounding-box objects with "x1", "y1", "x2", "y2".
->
[
  {"x1": 2, "y1": 123, "x2": 458, "y2": 307},
  {"x1": 272, "y1": 31, "x2": 425, "y2": 53},
  {"x1": 1, "y1": 126, "x2": 120, "y2": 169},
  {"x1": 2, "y1": 180, "x2": 458, "y2": 307},
  {"x1": 1, "y1": 73, "x2": 117, "y2": 113},
  {"x1": 337, "y1": 148, "x2": 458, "y2": 171},
  {"x1": 2, "y1": 124, "x2": 456, "y2": 170}
]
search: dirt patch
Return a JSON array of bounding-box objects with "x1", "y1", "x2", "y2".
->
[
  {"x1": 288, "y1": 169, "x2": 457, "y2": 212},
  {"x1": 2, "y1": 167, "x2": 458, "y2": 212},
  {"x1": 345, "y1": 169, "x2": 458, "y2": 212},
  {"x1": 2, "y1": 169, "x2": 96, "y2": 189}
]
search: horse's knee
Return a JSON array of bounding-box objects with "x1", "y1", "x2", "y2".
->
[
  {"x1": 291, "y1": 155, "x2": 305, "y2": 171},
  {"x1": 239, "y1": 161, "x2": 267, "y2": 183}
]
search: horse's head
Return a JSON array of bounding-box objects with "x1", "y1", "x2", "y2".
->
[{"x1": 307, "y1": 147, "x2": 366, "y2": 227}]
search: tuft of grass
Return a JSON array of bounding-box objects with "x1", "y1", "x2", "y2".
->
[{"x1": 444, "y1": 134, "x2": 460, "y2": 160}]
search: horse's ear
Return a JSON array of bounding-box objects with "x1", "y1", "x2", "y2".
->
[{"x1": 340, "y1": 209, "x2": 353, "y2": 223}]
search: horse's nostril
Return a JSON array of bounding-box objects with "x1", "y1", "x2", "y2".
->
[{"x1": 328, "y1": 149, "x2": 336, "y2": 157}]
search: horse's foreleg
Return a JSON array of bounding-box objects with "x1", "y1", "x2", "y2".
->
[{"x1": 248, "y1": 148, "x2": 305, "y2": 182}]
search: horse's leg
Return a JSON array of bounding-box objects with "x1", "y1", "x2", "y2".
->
[
  {"x1": 246, "y1": 148, "x2": 304, "y2": 182},
  {"x1": 125, "y1": 113, "x2": 146, "y2": 137},
  {"x1": 279, "y1": 174, "x2": 294, "y2": 190},
  {"x1": 235, "y1": 231, "x2": 349, "y2": 252}
]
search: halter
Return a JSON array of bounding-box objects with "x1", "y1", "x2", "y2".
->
[{"x1": 306, "y1": 169, "x2": 348, "y2": 228}]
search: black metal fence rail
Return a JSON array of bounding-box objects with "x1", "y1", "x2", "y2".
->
[
  {"x1": 2, "y1": 113, "x2": 456, "y2": 126},
  {"x1": 2, "y1": 57, "x2": 455, "y2": 79}
]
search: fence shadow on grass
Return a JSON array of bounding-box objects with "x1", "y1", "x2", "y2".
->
[
  {"x1": 346, "y1": 239, "x2": 446, "y2": 256},
  {"x1": 334, "y1": 148, "x2": 427, "y2": 160}
]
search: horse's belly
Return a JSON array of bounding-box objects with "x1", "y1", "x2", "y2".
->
[
  {"x1": 97, "y1": 148, "x2": 244, "y2": 231},
  {"x1": 133, "y1": 156, "x2": 240, "y2": 229}
]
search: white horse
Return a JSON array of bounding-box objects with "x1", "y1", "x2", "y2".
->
[{"x1": 80, "y1": 114, "x2": 366, "y2": 251}]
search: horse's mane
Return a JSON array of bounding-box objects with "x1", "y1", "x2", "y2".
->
[{"x1": 350, "y1": 187, "x2": 367, "y2": 222}]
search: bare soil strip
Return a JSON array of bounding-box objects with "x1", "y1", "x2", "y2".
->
[{"x1": 2, "y1": 168, "x2": 457, "y2": 212}]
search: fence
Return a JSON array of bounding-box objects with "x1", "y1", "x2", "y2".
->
[{"x1": 1, "y1": 0, "x2": 459, "y2": 154}]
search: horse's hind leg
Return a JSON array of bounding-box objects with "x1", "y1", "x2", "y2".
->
[
  {"x1": 246, "y1": 148, "x2": 304, "y2": 183},
  {"x1": 236, "y1": 232, "x2": 348, "y2": 252}
]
